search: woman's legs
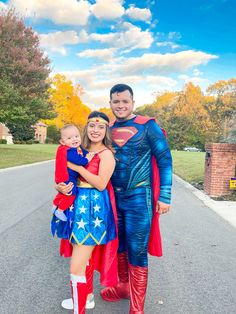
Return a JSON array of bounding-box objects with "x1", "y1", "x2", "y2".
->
[{"x1": 70, "y1": 244, "x2": 95, "y2": 314}]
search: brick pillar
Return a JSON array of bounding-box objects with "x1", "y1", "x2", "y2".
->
[{"x1": 204, "y1": 143, "x2": 236, "y2": 197}]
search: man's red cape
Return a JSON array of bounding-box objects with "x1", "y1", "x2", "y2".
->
[
  {"x1": 60, "y1": 179, "x2": 119, "y2": 287},
  {"x1": 110, "y1": 115, "x2": 163, "y2": 257},
  {"x1": 55, "y1": 145, "x2": 70, "y2": 183}
]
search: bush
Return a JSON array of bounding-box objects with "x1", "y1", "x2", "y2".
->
[
  {"x1": 0, "y1": 139, "x2": 7, "y2": 144},
  {"x1": 45, "y1": 137, "x2": 54, "y2": 144}
]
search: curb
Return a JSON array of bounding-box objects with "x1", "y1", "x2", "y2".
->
[
  {"x1": 174, "y1": 174, "x2": 236, "y2": 229},
  {"x1": 0, "y1": 159, "x2": 54, "y2": 173}
]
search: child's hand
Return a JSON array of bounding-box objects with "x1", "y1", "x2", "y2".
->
[{"x1": 86, "y1": 152, "x2": 95, "y2": 162}]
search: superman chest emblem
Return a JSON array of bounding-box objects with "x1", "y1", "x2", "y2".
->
[{"x1": 112, "y1": 127, "x2": 138, "y2": 147}]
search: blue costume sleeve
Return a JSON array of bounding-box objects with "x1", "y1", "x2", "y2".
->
[
  {"x1": 67, "y1": 148, "x2": 89, "y2": 166},
  {"x1": 146, "y1": 120, "x2": 172, "y2": 204}
]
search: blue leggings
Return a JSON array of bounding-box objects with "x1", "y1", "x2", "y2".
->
[{"x1": 115, "y1": 187, "x2": 153, "y2": 267}]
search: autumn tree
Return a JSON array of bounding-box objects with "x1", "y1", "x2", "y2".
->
[
  {"x1": 45, "y1": 74, "x2": 91, "y2": 131},
  {"x1": 99, "y1": 107, "x2": 115, "y2": 121},
  {"x1": 206, "y1": 79, "x2": 236, "y2": 141},
  {"x1": 0, "y1": 9, "x2": 52, "y2": 141}
]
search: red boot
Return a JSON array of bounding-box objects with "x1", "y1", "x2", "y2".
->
[
  {"x1": 100, "y1": 251, "x2": 130, "y2": 302},
  {"x1": 70, "y1": 275, "x2": 88, "y2": 314},
  {"x1": 86, "y1": 259, "x2": 94, "y2": 295},
  {"x1": 129, "y1": 264, "x2": 148, "y2": 314}
]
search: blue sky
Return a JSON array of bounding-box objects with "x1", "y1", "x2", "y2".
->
[{"x1": 1, "y1": 0, "x2": 235, "y2": 108}]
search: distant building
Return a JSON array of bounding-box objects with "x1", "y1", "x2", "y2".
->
[
  {"x1": 0, "y1": 122, "x2": 47, "y2": 144},
  {"x1": 0, "y1": 123, "x2": 13, "y2": 144},
  {"x1": 34, "y1": 122, "x2": 47, "y2": 143}
]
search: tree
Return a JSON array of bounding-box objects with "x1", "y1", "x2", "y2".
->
[
  {"x1": 99, "y1": 107, "x2": 115, "y2": 121},
  {"x1": 0, "y1": 10, "x2": 52, "y2": 141},
  {"x1": 206, "y1": 79, "x2": 236, "y2": 141},
  {"x1": 45, "y1": 74, "x2": 91, "y2": 131}
]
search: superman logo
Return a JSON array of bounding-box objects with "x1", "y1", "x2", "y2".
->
[{"x1": 112, "y1": 127, "x2": 138, "y2": 147}]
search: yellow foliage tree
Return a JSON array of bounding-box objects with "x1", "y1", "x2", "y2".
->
[
  {"x1": 99, "y1": 107, "x2": 115, "y2": 121},
  {"x1": 44, "y1": 74, "x2": 91, "y2": 131}
]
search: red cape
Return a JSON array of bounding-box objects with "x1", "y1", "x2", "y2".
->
[
  {"x1": 110, "y1": 115, "x2": 164, "y2": 257},
  {"x1": 55, "y1": 145, "x2": 70, "y2": 183},
  {"x1": 60, "y1": 181, "x2": 118, "y2": 287}
]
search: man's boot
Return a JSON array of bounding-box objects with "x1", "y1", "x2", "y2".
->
[
  {"x1": 70, "y1": 274, "x2": 88, "y2": 314},
  {"x1": 100, "y1": 251, "x2": 130, "y2": 302},
  {"x1": 129, "y1": 264, "x2": 148, "y2": 314}
]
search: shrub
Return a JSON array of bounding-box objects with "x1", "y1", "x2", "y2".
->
[{"x1": 0, "y1": 139, "x2": 7, "y2": 144}]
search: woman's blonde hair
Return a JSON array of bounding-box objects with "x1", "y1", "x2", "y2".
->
[{"x1": 82, "y1": 111, "x2": 114, "y2": 153}]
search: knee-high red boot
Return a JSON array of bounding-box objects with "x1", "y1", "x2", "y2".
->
[
  {"x1": 70, "y1": 275, "x2": 88, "y2": 314},
  {"x1": 86, "y1": 259, "x2": 94, "y2": 295},
  {"x1": 100, "y1": 251, "x2": 130, "y2": 302},
  {"x1": 129, "y1": 264, "x2": 148, "y2": 314}
]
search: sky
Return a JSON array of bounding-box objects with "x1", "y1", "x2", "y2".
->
[{"x1": 0, "y1": 0, "x2": 235, "y2": 109}]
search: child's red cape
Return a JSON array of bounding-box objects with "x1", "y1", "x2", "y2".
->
[{"x1": 55, "y1": 145, "x2": 70, "y2": 183}]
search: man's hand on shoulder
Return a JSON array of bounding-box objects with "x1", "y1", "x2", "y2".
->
[{"x1": 156, "y1": 201, "x2": 170, "y2": 214}]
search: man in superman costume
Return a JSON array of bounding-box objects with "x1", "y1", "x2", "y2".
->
[{"x1": 100, "y1": 84, "x2": 173, "y2": 314}]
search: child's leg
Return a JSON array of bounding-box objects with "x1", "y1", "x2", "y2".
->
[{"x1": 53, "y1": 195, "x2": 76, "y2": 221}]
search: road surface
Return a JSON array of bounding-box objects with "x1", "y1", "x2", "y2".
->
[{"x1": 0, "y1": 161, "x2": 235, "y2": 314}]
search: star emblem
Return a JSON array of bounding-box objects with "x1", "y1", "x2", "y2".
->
[
  {"x1": 69, "y1": 205, "x2": 74, "y2": 211},
  {"x1": 93, "y1": 193, "x2": 99, "y2": 200},
  {"x1": 93, "y1": 217, "x2": 103, "y2": 228},
  {"x1": 79, "y1": 205, "x2": 87, "y2": 214},
  {"x1": 93, "y1": 204, "x2": 101, "y2": 212},
  {"x1": 81, "y1": 194, "x2": 88, "y2": 201},
  {"x1": 76, "y1": 219, "x2": 87, "y2": 230}
]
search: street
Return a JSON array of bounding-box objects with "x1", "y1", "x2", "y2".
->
[{"x1": 0, "y1": 161, "x2": 235, "y2": 314}]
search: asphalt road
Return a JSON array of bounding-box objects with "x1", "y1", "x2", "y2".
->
[{"x1": 0, "y1": 161, "x2": 236, "y2": 314}]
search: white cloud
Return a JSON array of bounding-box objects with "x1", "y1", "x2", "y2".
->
[
  {"x1": 168, "y1": 32, "x2": 182, "y2": 40},
  {"x1": 107, "y1": 50, "x2": 218, "y2": 75},
  {"x1": 39, "y1": 31, "x2": 80, "y2": 55},
  {"x1": 77, "y1": 48, "x2": 116, "y2": 60},
  {"x1": 178, "y1": 74, "x2": 208, "y2": 85},
  {"x1": 0, "y1": 2, "x2": 7, "y2": 10},
  {"x1": 91, "y1": 0, "x2": 125, "y2": 20},
  {"x1": 126, "y1": 6, "x2": 151, "y2": 21},
  {"x1": 9, "y1": 0, "x2": 91, "y2": 25},
  {"x1": 89, "y1": 22, "x2": 153, "y2": 52},
  {"x1": 157, "y1": 41, "x2": 180, "y2": 49},
  {"x1": 193, "y1": 68, "x2": 203, "y2": 76}
]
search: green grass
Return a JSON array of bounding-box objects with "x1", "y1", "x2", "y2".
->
[
  {"x1": 0, "y1": 144, "x2": 57, "y2": 169},
  {"x1": 172, "y1": 150, "x2": 205, "y2": 183},
  {"x1": 0, "y1": 145, "x2": 205, "y2": 184}
]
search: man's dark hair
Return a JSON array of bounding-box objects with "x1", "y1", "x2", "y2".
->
[
  {"x1": 88, "y1": 111, "x2": 109, "y2": 123},
  {"x1": 110, "y1": 84, "x2": 133, "y2": 99}
]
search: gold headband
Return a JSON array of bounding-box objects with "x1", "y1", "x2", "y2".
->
[{"x1": 87, "y1": 117, "x2": 109, "y2": 125}]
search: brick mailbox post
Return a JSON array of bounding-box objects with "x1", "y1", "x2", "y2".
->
[{"x1": 204, "y1": 143, "x2": 236, "y2": 197}]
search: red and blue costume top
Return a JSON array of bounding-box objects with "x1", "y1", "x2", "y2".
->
[{"x1": 55, "y1": 145, "x2": 89, "y2": 195}]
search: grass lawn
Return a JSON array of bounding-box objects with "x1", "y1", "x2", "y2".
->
[
  {"x1": 0, "y1": 144, "x2": 57, "y2": 169},
  {"x1": 171, "y1": 150, "x2": 205, "y2": 183},
  {"x1": 0, "y1": 144, "x2": 205, "y2": 185}
]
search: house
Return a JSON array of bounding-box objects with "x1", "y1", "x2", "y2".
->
[
  {"x1": 0, "y1": 122, "x2": 47, "y2": 144},
  {"x1": 34, "y1": 122, "x2": 47, "y2": 143},
  {"x1": 0, "y1": 123, "x2": 13, "y2": 144}
]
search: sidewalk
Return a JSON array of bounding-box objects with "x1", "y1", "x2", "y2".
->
[{"x1": 174, "y1": 174, "x2": 236, "y2": 229}]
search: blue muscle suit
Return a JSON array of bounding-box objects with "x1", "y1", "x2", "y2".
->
[
  {"x1": 101, "y1": 115, "x2": 172, "y2": 313},
  {"x1": 111, "y1": 116, "x2": 172, "y2": 267}
]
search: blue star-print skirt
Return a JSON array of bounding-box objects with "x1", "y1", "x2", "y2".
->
[{"x1": 70, "y1": 187, "x2": 116, "y2": 245}]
